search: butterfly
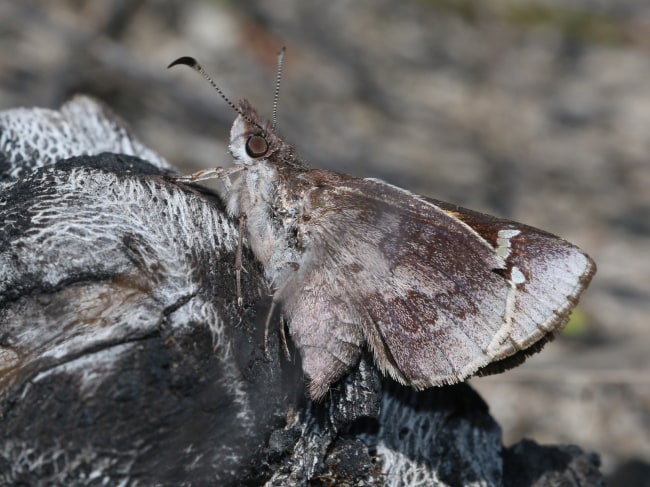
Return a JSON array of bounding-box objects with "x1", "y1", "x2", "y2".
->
[{"x1": 169, "y1": 53, "x2": 595, "y2": 401}]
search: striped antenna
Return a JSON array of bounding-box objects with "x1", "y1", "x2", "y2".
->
[
  {"x1": 271, "y1": 47, "x2": 286, "y2": 131},
  {"x1": 168, "y1": 56, "x2": 244, "y2": 118}
]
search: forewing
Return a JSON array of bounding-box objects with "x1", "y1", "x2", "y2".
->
[
  {"x1": 428, "y1": 199, "x2": 596, "y2": 365},
  {"x1": 286, "y1": 174, "x2": 594, "y2": 394}
]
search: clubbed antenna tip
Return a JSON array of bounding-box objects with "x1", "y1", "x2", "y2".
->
[
  {"x1": 168, "y1": 55, "x2": 243, "y2": 119},
  {"x1": 167, "y1": 56, "x2": 199, "y2": 70}
]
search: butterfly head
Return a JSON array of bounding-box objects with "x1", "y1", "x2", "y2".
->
[
  {"x1": 229, "y1": 99, "x2": 275, "y2": 165},
  {"x1": 168, "y1": 53, "x2": 303, "y2": 170},
  {"x1": 230, "y1": 99, "x2": 305, "y2": 170}
]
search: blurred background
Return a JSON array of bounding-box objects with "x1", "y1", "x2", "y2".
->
[{"x1": 0, "y1": 1, "x2": 648, "y2": 484}]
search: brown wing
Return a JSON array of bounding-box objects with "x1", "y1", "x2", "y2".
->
[{"x1": 280, "y1": 173, "x2": 595, "y2": 400}]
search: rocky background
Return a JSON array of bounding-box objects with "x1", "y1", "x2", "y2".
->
[{"x1": 0, "y1": 1, "x2": 648, "y2": 484}]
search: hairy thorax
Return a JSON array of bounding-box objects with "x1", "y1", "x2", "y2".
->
[{"x1": 222, "y1": 163, "x2": 308, "y2": 288}]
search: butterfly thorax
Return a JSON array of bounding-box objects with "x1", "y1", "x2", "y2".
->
[
  {"x1": 223, "y1": 158, "x2": 311, "y2": 289},
  {"x1": 223, "y1": 101, "x2": 318, "y2": 288}
]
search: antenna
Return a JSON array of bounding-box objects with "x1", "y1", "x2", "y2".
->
[
  {"x1": 271, "y1": 46, "x2": 286, "y2": 131},
  {"x1": 168, "y1": 57, "x2": 245, "y2": 118}
]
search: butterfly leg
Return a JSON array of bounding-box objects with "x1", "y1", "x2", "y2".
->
[
  {"x1": 279, "y1": 316, "x2": 291, "y2": 360},
  {"x1": 173, "y1": 165, "x2": 245, "y2": 182},
  {"x1": 263, "y1": 299, "x2": 277, "y2": 360},
  {"x1": 262, "y1": 265, "x2": 300, "y2": 360},
  {"x1": 235, "y1": 214, "x2": 246, "y2": 307},
  {"x1": 262, "y1": 302, "x2": 292, "y2": 361}
]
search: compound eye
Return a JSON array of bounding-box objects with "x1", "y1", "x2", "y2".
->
[{"x1": 245, "y1": 135, "x2": 269, "y2": 158}]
